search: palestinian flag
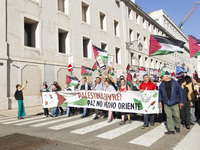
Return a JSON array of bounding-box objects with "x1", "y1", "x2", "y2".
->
[
  {"x1": 66, "y1": 75, "x2": 79, "y2": 86},
  {"x1": 108, "y1": 68, "x2": 115, "y2": 76},
  {"x1": 81, "y1": 66, "x2": 93, "y2": 76},
  {"x1": 141, "y1": 67, "x2": 146, "y2": 71},
  {"x1": 92, "y1": 45, "x2": 108, "y2": 60},
  {"x1": 92, "y1": 61, "x2": 98, "y2": 70},
  {"x1": 149, "y1": 35, "x2": 185, "y2": 56},
  {"x1": 171, "y1": 72, "x2": 175, "y2": 77},
  {"x1": 188, "y1": 35, "x2": 200, "y2": 58},
  {"x1": 126, "y1": 71, "x2": 134, "y2": 90},
  {"x1": 126, "y1": 64, "x2": 130, "y2": 71}
]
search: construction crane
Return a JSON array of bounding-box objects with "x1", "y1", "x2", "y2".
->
[{"x1": 179, "y1": 1, "x2": 199, "y2": 29}]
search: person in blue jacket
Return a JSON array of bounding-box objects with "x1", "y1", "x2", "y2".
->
[{"x1": 159, "y1": 71, "x2": 184, "y2": 135}]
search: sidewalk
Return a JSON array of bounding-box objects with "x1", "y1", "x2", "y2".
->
[{"x1": 0, "y1": 106, "x2": 44, "y2": 120}]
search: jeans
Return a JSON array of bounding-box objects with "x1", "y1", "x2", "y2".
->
[
  {"x1": 66, "y1": 106, "x2": 70, "y2": 116},
  {"x1": 164, "y1": 104, "x2": 181, "y2": 131},
  {"x1": 83, "y1": 108, "x2": 87, "y2": 116},
  {"x1": 190, "y1": 107, "x2": 196, "y2": 123},
  {"x1": 143, "y1": 114, "x2": 155, "y2": 127},
  {"x1": 51, "y1": 107, "x2": 60, "y2": 116}
]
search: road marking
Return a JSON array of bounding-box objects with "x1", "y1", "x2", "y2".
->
[
  {"x1": 48, "y1": 116, "x2": 93, "y2": 130},
  {"x1": 173, "y1": 124, "x2": 200, "y2": 150},
  {"x1": 96, "y1": 121, "x2": 143, "y2": 139},
  {"x1": 31, "y1": 115, "x2": 81, "y2": 127},
  {"x1": 2, "y1": 116, "x2": 43, "y2": 124},
  {"x1": 71, "y1": 119, "x2": 120, "y2": 135},
  {"x1": 129, "y1": 124, "x2": 166, "y2": 147},
  {"x1": 0, "y1": 118, "x2": 18, "y2": 123}
]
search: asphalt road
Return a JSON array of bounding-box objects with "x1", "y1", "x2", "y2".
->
[{"x1": 0, "y1": 114, "x2": 199, "y2": 150}]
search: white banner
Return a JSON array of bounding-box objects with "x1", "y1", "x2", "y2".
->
[{"x1": 42, "y1": 90, "x2": 160, "y2": 114}]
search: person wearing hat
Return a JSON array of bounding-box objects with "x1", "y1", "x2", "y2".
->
[{"x1": 159, "y1": 71, "x2": 184, "y2": 135}]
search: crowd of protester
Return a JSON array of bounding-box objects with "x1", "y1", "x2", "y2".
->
[{"x1": 15, "y1": 71, "x2": 200, "y2": 135}]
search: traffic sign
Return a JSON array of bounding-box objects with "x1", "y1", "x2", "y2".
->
[{"x1": 68, "y1": 64, "x2": 72, "y2": 72}]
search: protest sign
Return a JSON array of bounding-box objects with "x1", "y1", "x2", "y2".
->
[
  {"x1": 117, "y1": 70, "x2": 123, "y2": 78},
  {"x1": 149, "y1": 68, "x2": 158, "y2": 81},
  {"x1": 136, "y1": 70, "x2": 147, "y2": 81},
  {"x1": 43, "y1": 90, "x2": 160, "y2": 114},
  {"x1": 107, "y1": 55, "x2": 114, "y2": 69}
]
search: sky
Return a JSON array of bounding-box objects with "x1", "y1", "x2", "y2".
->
[{"x1": 136, "y1": 0, "x2": 200, "y2": 38}]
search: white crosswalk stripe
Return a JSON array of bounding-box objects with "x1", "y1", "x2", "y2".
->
[
  {"x1": 71, "y1": 119, "x2": 120, "y2": 135},
  {"x1": 31, "y1": 115, "x2": 81, "y2": 127},
  {"x1": 48, "y1": 116, "x2": 93, "y2": 130},
  {"x1": 2, "y1": 116, "x2": 42, "y2": 124},
  {"x1": 173, "y1": 124, "x2": 200, "y2": 150},
  {"x1": 14, "y1": 116, "x2": 64, "y2": 126},
  {"x1": 129, "y1": 124, "x2": 166, "y2": 147},
  {"x1": 96, "y1": 121, "x2": 143, "y2": 139},
  {"x1": 1, "y1": 114, "x2": 198, "y2": 149},
  {"x1": 0, "y1": 118, "x2": 18, "y2": 123}
]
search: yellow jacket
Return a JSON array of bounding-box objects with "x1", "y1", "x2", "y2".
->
[{"x1": 185, "y1": 83, "x2": 197, "y2": 100}]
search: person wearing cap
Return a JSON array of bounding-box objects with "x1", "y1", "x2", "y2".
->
[{"x1": 159, "y1": 71, "x2": 184, "y2": 135}]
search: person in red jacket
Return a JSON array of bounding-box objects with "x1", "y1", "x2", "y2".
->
[{"x1": 139, "y1": 74, "x2": 156, "y2": 129}]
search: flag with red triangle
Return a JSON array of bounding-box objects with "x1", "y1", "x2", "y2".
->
[
  {"x1": 126, "y1": 64, "x2": 130, "y2": 71},
  {"x1": 66, "y1": 75, "x2": 79, "y2": 86},
  {"x1": 149, "y1": 35, "x2": 185, "y2": 56},
  {"x1": 188, "y1": 35, "x2": 200, "y2": 58},
  {"x1": 81, "y1": 66, "x2": 93, "y2": 76},
  {"x1": 92, "y1": 45, "x2": 108, "y2": 60},
  {"x1": 92, "y1": 61, "x2": 98, "y2": 70}
]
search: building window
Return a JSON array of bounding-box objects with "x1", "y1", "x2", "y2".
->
[
  {"x1": 115, "y1": 47, "x2": 121, "y2": 64},
  {"x1": 58, "y1": 29, "x2": 69, "y2": 54},
  {"x1": 138, "y1": 55, "x2": 142, "y2": 66},
  {"x1": 114, "y1": 20, "x2": 120, "y2": 37},
  {"x1": 24, "y1": 17, "x2": 39, "y2": 48},
  {"x1": 136, "y1": 13, "x2": 140, "y2": 25},
  {"x1": 100, "y1": 12, "x2": 106, "y2": 31},
  {"x1": 82, "y1": 2, "x2": 90, "y2": 24},
  {"x1": 148, "y1": 22, "x2": 151, "y2": 32},
  {"x1": 143, "y1": 18, "x2": 146, "y2": 29},
  {"x1": 101, "y1": 42, "x2": 107, "y2": 50},
  {"x1": 128, "y1": 7, "x2": 133, "y2": 20},
  {"x1": 153, "y1": 26, "x2": 156, "y2": 34},
  {"x1": 83, "y1": 37, "x2": 91, "y2": 58},
  {"x1": 131, "y1": 53, "x2": 135, "y2": 65},
  {"x1": 57, "y1": 0, "x2": 68, "y2": 14},
  {"x1": 129, "y1": 29, "x2": 133, "y2": 42},
  {"x1": 137, "y1": 33, "x2": 141, "y2": 41},
  {"x1": 144, "y1": 37, "x2": 147, "y2": 49},
  {"x1": 145, "y1": 57, "x2": 148, "y2": 68}
]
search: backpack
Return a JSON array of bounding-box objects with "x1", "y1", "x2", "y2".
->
[{"x1": 14, "y1": 90, "x2": 19, "y2": 100}]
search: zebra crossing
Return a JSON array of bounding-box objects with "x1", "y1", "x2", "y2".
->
[{"x1": 0, "y1": 115, "x2": 198, "y2": 148}]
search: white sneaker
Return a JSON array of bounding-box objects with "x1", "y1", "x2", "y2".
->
[
  {"x1": 42, "y1": 115, "x2": 46, "y2": 118},
  {"x1": 92, "y1": 113, "x2": 96, "y2": 117},
  {"x1": 161, "y1": 121, "x2": 166, "y2": 125}
]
